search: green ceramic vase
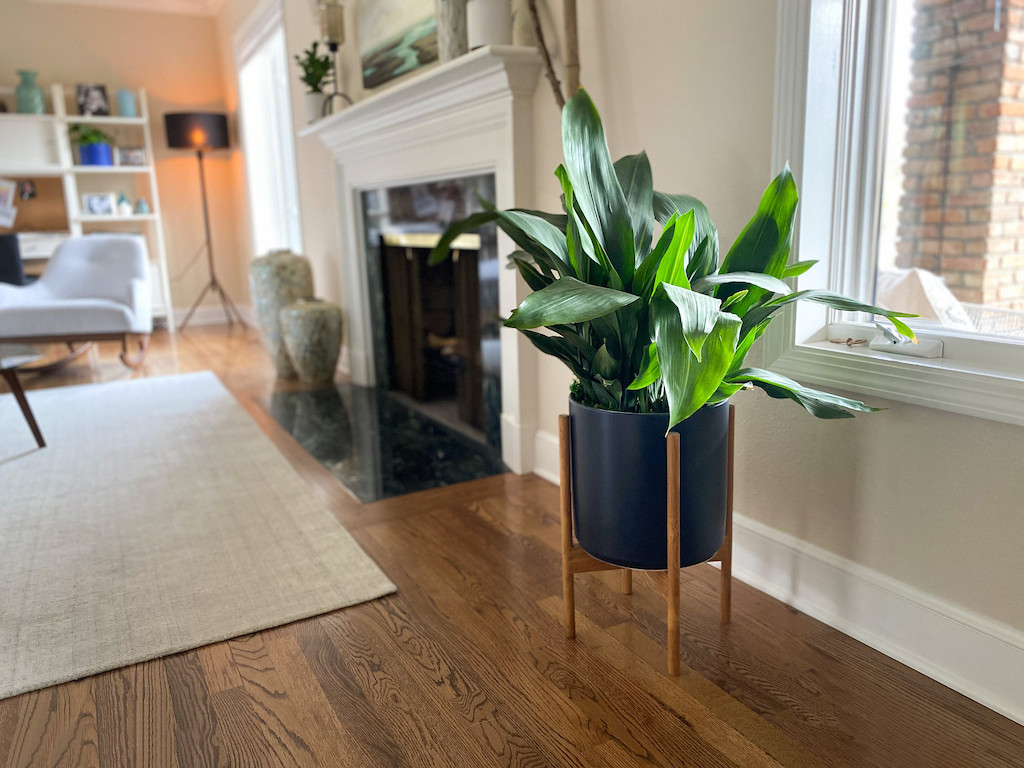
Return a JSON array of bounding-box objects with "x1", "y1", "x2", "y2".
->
[{"x1": 15, "y1": 70, "x2": 44, "y2": 115}]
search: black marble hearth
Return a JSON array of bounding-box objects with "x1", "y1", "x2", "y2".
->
[{"x1": 268, "y1": 384, "x2": 507, "y2": 503}]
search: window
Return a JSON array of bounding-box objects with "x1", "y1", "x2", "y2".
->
[
  {"x1": 235, "y1": 1, "x2": 303, "y2": 257},
  {"x1": 766, "y1": 0, "x2": 1024, "y2": 426}
]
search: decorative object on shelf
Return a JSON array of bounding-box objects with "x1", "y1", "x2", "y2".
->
[
  {"x1": 467, "y1": 0, "x2": 511, "y2": 48},
  {"x1": 134, "y1": 196, "x2": 150, "y2": 214},
  {"x1": 295, "y1": 40, "x2": 333, "y2": 123},
  {"x1": 69, "y1": 124, "x2": 115, "y2": 165},
  {"x1": 357, "y1": 0, "x2": 438, "y2": 89},
  {"x1": 315, "y1": 2, "x2": 354, "y2": 116},
  {"x1": 82, "y1": 193, "x2": 117, "y2": 216},
  {"x1": 17, "y1": 181, "x2": 36, "y2": 201},
  {"x1": 75, "y1": 84, "x2": 109, "y2": 116},
  {"x1": 249, "y1": 249, "x2": 314, "y2": 378},
  {"x1": 431, "y1": 89, "x2": 920, "y2": 671},
  {"x1": 0, "y1": 179, "x2": 17, "y2": 228},
  {"x1": 436, "y1": 0, "x2": 468, "y2": 62},
  {"x1": 117, "y1": 193, "x2": 133, "y2": 217},
  {"x1": 509, "y1": 0, "x2": 536, "y2": 46},
  {"x1": 116, "y1": 147, "x2": 146, "y2": 166},
  {"x1": 15, "y1": 70, "x2": 45, "y2": 115},
  {"x1": 116, "y1": 88, "x2": 137, "y2": 118},
  {"x1": 280, "y1": 298, "x2": 343, "y2": 385},
  {"x1": 164, "y1": 112, "x2": 246, "y2": 331}
]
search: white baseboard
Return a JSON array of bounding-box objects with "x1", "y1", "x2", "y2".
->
[
  {"x1": 533, "y1": 429, "x2": 560, "y2": 484},
  {"x1": 731, "y1": 515, "x2": 1024, "y2": 726},
  {"x1": 529, "y1": 438, "x2": 1024, "y2": 726},
  {"x1": 170, "y1": 304, "x2": 256, "y2": 328}
]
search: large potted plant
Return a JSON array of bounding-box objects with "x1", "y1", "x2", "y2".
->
[
  {"x1": 431, "y1": 89, "x2": 916, "y2": 570},
  {"x1": 295, "y1": 41, "x2": 333, "y2": 123}
]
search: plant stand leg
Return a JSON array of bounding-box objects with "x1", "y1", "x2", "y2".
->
[
  {"x1": 720, "y1": 404, "x2": 735, "y2": 624},
  {"x1": 666, "y1": 432, "x2": 681, "y2": 676},
  {"x1": 621, "y1": 570, "x2": 633, "y2": 594},
  {"x1": 559, "y1": 414, "x2": 576, "y2": 639}
]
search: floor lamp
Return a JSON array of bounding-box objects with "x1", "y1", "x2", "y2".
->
[{"x1": 164, "y1": 112, "x2": 246, "y2": 330}]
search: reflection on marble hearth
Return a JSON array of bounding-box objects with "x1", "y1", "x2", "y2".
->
[{"x1": 268, "y1": 384, "x2": 507, "y2": 503}]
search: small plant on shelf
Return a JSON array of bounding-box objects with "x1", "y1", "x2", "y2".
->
[
  {"x1": 294, "y1": 41, "x2": 332, "y2": 94},
  {"x1": 69, "y1": 124, "x2": 115, "y2": 166}
]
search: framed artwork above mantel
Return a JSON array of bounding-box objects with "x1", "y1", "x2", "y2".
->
[{"x1": 357, "y1": 0, "x2": 438, "y2": 89}]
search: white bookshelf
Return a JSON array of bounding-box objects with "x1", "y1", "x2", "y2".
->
[{"x1": 0, "y1": 83, "x2": 174, "y2": 327}]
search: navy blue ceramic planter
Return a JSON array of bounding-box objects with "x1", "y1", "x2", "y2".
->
[
  {"x1": 568, "y1": 398, "x2": 729, "y2": 570},
  {"x1": 79, "y1": 143, "x2": 113, "y2": 166}
]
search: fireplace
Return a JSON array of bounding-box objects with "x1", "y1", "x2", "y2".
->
[
  {"x1": 302, "y1": 46, "x2": 542, "y2": 473},
  {"x1": 361, "y1": 175, "x2": 501, "y2": 448}
]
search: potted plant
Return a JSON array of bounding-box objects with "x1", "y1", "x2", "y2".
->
[
  {"x1": 430, "y1": 88, "x2": 918, "y2": 571},
  {"x1": 294, "y1": 41, "x2": 333, "y2": 123},
  {"x1": 69, "y1": 124, "x2": 115, "y2": 166}
]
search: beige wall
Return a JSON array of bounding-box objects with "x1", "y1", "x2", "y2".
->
[
  {"x1": 0, "y1": 0, "x2": 243, "y2": 315},
  {"x1": 528, "y1": 0, "x2": 1024, "y2": 632}
]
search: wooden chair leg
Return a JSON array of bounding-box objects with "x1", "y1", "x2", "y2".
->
[
  {"x1": 119, "y1": 334, "x2": 150, "y2": 370},
  {"x1": 721, "y1": 404, "x2": 736, "y2": 625},
  {"x1": 621, "y1": 570, "x2": 633, "y2": 594},
  {"x1": 666, "y1": 432, "x2": 681, "y2": 675},
  {"x1": 559, "y1": 415, "x2": 576, "y2": 639},
  {"x1": 2, "y1": 368, "x2": 45, "y2": 448}
]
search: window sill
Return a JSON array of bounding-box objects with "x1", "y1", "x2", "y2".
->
[{"x1": 766, "y1": 332, "x2": 1024, "y2": 427}]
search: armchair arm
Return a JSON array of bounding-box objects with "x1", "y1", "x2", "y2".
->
[{"x1": 127, "y1": 278, "x2": 153, "y2": 333}]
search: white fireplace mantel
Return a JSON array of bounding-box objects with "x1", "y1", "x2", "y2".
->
[{"x1": 302, "y1": 45, "x2": 543, "y2": 474}]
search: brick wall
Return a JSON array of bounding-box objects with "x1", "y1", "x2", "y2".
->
[{"x1": 897, "y1": 0, "x2": 1024, "y2": 310}]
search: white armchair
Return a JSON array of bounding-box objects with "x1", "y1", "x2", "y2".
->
[{"x1": 0, "y1": 235, "x2": 153, "y2": 368}]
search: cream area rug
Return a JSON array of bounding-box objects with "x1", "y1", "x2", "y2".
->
[{"x1": 0, "y1": 371, "x2": 395, "y2": 699}]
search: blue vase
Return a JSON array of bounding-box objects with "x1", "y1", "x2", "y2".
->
[
  {"x1": 15, "y1": 70, "x2": 44, "y2": 114},
  {"x1": 79, "y1": 143, "x2": 113, "y2": 166},
  {"x1": 116, "y1": 89, "x2": 137, "y2": 118}
]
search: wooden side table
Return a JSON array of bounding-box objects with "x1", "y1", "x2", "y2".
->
[{"x1": 1, "y1": 346, "x2": 45, "y2": 448}]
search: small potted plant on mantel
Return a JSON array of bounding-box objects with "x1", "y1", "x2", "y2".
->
[
  {"x1": 69, "y1": 124, "x2": 115, "y2": 166},
  {"x1": 431, "y1": 88, "x2": 917, "y2": 571},
  {"x1": 295, "y1": 41, "x2": 333, "y2": 124}
]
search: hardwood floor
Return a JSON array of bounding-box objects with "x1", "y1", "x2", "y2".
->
[{"x1": 2, "y1": 326, "x2": 1023, "y2": 768}]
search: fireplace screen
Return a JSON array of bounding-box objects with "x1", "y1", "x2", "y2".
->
[{"x1": 361, "y1": 174, "x2": 501, "y2": 451}]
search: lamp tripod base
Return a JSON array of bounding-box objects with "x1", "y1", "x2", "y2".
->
[{"x1": 178, "y1": 276, "x2": 248, "y2": 331}]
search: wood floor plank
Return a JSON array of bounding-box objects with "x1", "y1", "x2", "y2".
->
[
  {"x1": 3, "y1": 680, "x2": 98, "y2": 768},
  {"x1": 197, "y1": 643, "x2": 244, "y2": 695},
  {"x1": 163, "y1": 651, "x2": 228, "y2": 768},
  {"x1": 94, "y1": 659, "x2": 179, "y2": 768}
]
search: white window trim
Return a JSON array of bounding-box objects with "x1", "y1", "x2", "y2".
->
[{"x1": 766, "y1": 0, "x2": 1024, "y2": 427}]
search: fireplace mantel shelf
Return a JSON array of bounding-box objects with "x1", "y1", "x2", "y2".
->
[{"x1": 301, "y1": 45, "x2": 542, "y2": 156}]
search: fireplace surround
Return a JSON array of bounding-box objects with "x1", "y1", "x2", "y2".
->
[{"x1": 303, "y1": 45, "x2": 542, "y2": 473}]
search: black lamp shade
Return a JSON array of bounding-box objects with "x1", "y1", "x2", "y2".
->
[{"x1": 164, "y1": 112, "x2": 229, "y2": 150}]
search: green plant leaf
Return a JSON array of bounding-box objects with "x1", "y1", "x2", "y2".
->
[
  {"x1": 653, "y1": 300, "x2": 741, "y2": 430},
  {"x1": 428, "y1": 211, "x2": 498, "y2": 265},
  {"x1": 491, "y1": 205, "x2": 573, "y2": 277},
  {"x1": 741, "y1": 289, "x2": 918, "y2": 342},
  {"x1": 593, "y1": 342, "x2": 619, "y2": 380},
  {"x1": 720, "y1": 290, "x2": 748, "y2": 311},
  {"x1": 562, "y1": 89, "x2": 635, "y2": 285},
  {"x1": 505, "y1": 276, "x2": 639, "y2": 329},
  {"x1": 510, "y1": 251, "x2": 553, "y2": 292},
  {"x1": 628, "y1": 343, "x2": 660, "y2": 390},
  {"x1": 634, "y1": 212, "x2": 677, "y2": 297},
  {"x1": 686, "y1": 235, "x2": 716, "y2": 282},
  {"x1": 614, "y1": 152, "x2": 655, "y2": 263},
  {"x1": 652, "y1": 210, "x2": 695, "y2": 293},
  {"x1": 521, "y1": 330, "x2": 589, "y2": 379},
  {"x1": 691, "y1": 271, "x2": 792, "y2": 297},
  {"x1": 717, "y1": 166, "x2": 798, "y2": 315},
  {"x1": 555, "y1": 165, "x2": 585, "y2": 279},
  {"x1": 726, "y1": 367, "x2": 881, "y2": 418},
  {"x1": 660, "y1": 283, "x2": 721, "y2": 361},
  {"x1": 782, "y1": 259, "x2": 818, "y2": 278},
  {"x1": 652, "y1": 192, "x2": 719, "y2": 278}
]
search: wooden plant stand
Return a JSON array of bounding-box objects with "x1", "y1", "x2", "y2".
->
[{"x1": 558, "y1": 404, "x2": 735, "y2": 675}]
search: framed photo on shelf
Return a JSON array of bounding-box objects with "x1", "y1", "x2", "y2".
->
[
  {"x1": 81, "y1": 193, "x2": 117, "y2": 216},
  {"x1": 116, "y1": 147, "x2": 146, "y2": 166},
  {"x1": 0, "y1": 179, "x2": 16, "y2": 209},
  {"x1": 76, "y1": 84, "x2": 110, "y2": 116}
]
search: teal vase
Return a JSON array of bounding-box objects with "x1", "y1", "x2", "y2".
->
[{"x1": 15, "y1": 70, "x2": 44, "y2": 115}]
